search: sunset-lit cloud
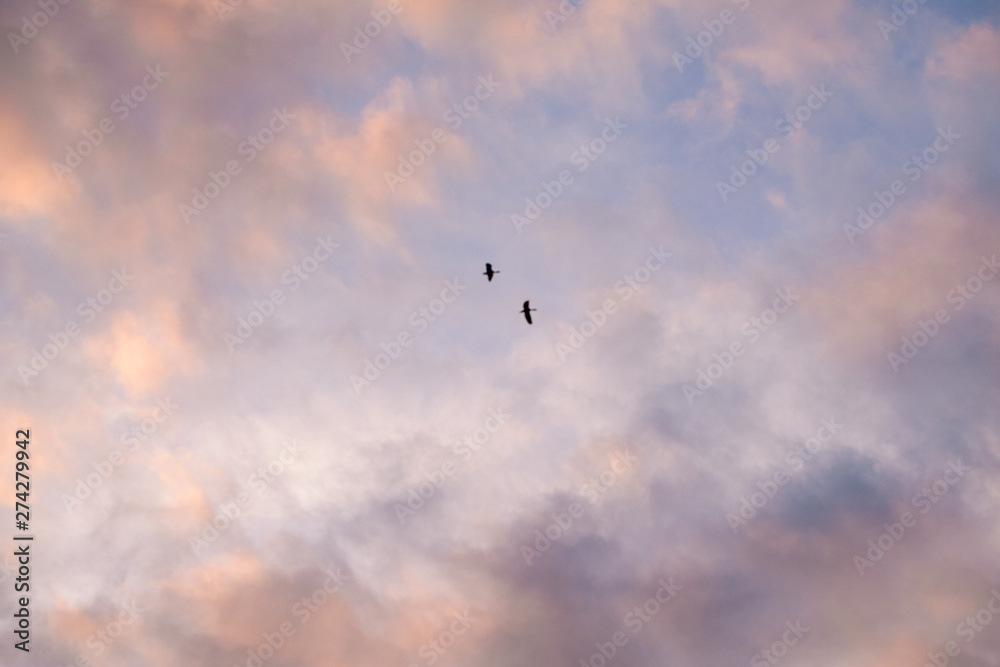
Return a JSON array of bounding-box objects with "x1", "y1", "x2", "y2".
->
[{"x1": 2, "y1": 0, "x2": 999, "y2": 665}]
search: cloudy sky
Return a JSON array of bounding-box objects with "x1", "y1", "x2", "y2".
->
[{"x1": 2, "y1": 0, "x2": 1000, "y2": 665}]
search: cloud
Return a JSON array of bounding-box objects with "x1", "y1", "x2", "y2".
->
[{"x1": 3, "y1": 0, "x2": 1000, "y2": 665}]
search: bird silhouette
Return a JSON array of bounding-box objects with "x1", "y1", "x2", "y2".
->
[
  {"x1": 483, "y1": 263, "x2": 499, "y2": 281},
  {"x1": 520, "y1": 300, "x2": 537, "y2": 325}
]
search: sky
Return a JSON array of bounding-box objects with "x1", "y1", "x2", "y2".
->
[{"x1": 2, "y1": 0, "x2": 1000, "y2": 665}]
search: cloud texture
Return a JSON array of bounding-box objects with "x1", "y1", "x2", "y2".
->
[{"x1": 2, "y1": 0, "x2": 1000, "y2": 665}]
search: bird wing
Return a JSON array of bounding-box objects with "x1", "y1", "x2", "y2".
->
[
  {"x1": 525, "y1": 310, "x2": 533, "y2": 324},
  {"x1": 523, "y1": 300, "x2": 530, "y2": 310}
]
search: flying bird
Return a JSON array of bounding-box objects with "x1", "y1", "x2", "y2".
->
[
  {"x1": 520, "y1": 300, "x2": 537, "y2": 325},
  {"x1": 483, "y1": 263, "x2": 499, "y2": 281}
]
